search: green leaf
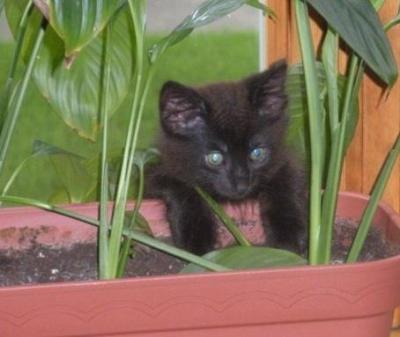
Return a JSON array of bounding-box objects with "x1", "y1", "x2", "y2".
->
[
  {"x1": 321, "y1": 29, "x2": 339, "y2": 134},
  {"x1": 0, "y1": 0, "x2": 4, "y2": 15},
  {"x1": 6, "y1": 1, "x2": 135, "y2": 140},
  {"x1": 35, "y1": 0, "x2": 126, "y2": 57},
  {"x1": 339, "y1": 74, "x2": 360, "y2": 151},
  {"x1": 305, "y1": 0, "x2": 398, "y2": 86},
  {"x1": 132, "y1": 148, "x2": 160, "y2": 170},
  {"x1": 32, "y1": 140, "x2": 94, "y2": 203},
  {"x1": 123, "y1": 211, "x2": 152, "y2": 235},
  {"x1": 149, "y1": 0, "x2": 272, "y2": 62},
  {"x1": 385, "y1": 12, "x2": 400, "y2": 32},
  {"x1": 286, "y1": 63, "x2": 360, "y2": 172},
  {"x1": 370, "y1": 0, "x2": 385, "y2": 10},
  {"x1": 286, "y1": 62, "x2": 326, "y2": 162},
  {"x1": 181, "y1": 246, "x2": 307, "y2": 273},
  {"x1": 245, "y1": 0, "x2": 275, "y2": 17}
]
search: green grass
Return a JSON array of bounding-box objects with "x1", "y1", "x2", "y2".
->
[{"x1": 0, "y1": 31, "x2": 258, "y2": 201}]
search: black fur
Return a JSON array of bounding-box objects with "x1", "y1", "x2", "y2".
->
[{"x1": 148, "y1": 60, "x2": 307, "y2": 255}]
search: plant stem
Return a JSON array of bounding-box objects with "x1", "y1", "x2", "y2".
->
[
  {"x1": 347, "y1": 134, "x2": 400, "y2": 263},
  {"x1": 117, "y1": 165, "x2": 145, "y2": 277},
  {"x1": 320, "y1": 55, "x2": 362, "y2": 263},
  {"x1": 98, "y1": 23, "x2": 112, "y2": 280},
  {"x1": 1, "y1": 154, "x2": 37, "y2": 198},
  {"x1": 1, "y1": 1, "x2": 33, "y2": 122},
  {"x1": 0, "y1": 22, "x2": 44, "y2": 179},
  {"x1": 321, "y1": 28, "x2": 339, "y2": 135},
  {"x1": 294, "y1": 0, "x2": 323, "y2": 265},
  {"x1": 107, "y1": 0, "x2": 147, "y2": 276},
  {"x1": 195, "y1": 187, "x2": 251, "y2": 247},
  {"x1": 0, "y1": 195, "x2": 230, "y2": 272}
]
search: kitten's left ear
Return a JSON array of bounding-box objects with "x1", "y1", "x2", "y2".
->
[
  {"x1": 247, "y1": 59, "x2": 288, "y2": 120},
  {"x1": 159, "y1": 81, "x2": 207, "y2": 137}
]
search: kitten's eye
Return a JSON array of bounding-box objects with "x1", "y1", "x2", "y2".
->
[
  {"x1": 206, "y1": 151, "x2": 224, "y2": 167},
  {"x1": 249, "y1": 147, "x2": 267, "y2": 162}
]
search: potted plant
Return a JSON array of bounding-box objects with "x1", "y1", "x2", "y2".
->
[{"x1": 0, "y1": 0, "x2": 399, "y2": 337}]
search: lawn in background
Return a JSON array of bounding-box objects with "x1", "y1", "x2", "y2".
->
[{"x1": 0, "y1": 31, "x2": 258, "y2": 201}]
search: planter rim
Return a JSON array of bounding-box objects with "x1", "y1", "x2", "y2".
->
[{"x1": 0, "y1": 191, "x2": 399, "y2": 291}]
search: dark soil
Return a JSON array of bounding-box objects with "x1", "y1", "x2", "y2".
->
[{"x1": 1, "y1": 219, "x2": 399, "y2": 287}]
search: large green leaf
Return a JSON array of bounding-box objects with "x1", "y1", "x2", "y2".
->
[
  {"x1": 32, "y1": 140, "x2": 94, "y2": 203},
  {"x1": 0, "y1": 0, "x2": 4, "y2": 15},
  {"x1": 370, "y1": 0, "x2": 386, "y2": 10},
  {"x1": 149, "y1": 0, "x2": 273, "y2": 62},
  {"x1": 1, "y1": 140, "x2": 95, "y2": 203},
  {"x1": 305, "y1": 0, "x2": 397, "y2": 86},
  {"x1": 286, "y1": 63, "x2": 360, "y2": 182},
  {"x1": 339, "y1": 75, "x2": 360, "y2": 152},
  {"x1": 6, "y1": 1, "x2": 135, "y2": 140},
  {"x1": 181, "y1": 246, "x2": 307, "y2": 273},
  {"x1": 286, "y1": 62, "x2": 326, "y2": 161},
  {"x1": 33, "y1": 0, "x2": 126, "y2": 57}
]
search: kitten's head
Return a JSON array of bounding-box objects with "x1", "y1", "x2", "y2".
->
[{"x1": 158, "y1": 60, "x2": 289, "y2": 200}]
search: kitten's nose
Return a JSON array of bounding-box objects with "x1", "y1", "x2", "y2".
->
[{"x1": 235, "y1": 178, "x2": 249, "y2": 196}]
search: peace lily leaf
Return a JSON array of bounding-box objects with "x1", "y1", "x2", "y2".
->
[
  {"x1": 6, "y1": 1, "x2": 135, "y2": 140},
  {"x1": 132, "y1": 148, "x2": 160, "y2": 170},
  {"x1": 1, "y1": 140, "x2": 94, "y2": 203},
  {"x1": 124, "y1": 211, "x2": 152, "y2": 235},
  {"x1": 149, "y1": 0, "x2": 273, "y2": 63},
  {"x1": 128, "y1": 0, "x2": 146, "y2": 34},
  {"x1": 385, "y1": 12, "x2": 400, "y2": 31},
  {"x1": 286, "y1": 63, "x2": 360, "y2": 173},
  {"x1": 244, "y1": 0, "x2": 275, "y2": 17},
  {"x1": 32, "y1": 140, "x2": 94, "y2": 203},
  {"x1": 370, "y1": 0, "x2": 385, "y2": 10},
  {"x1": 33, "y1": 0, "x2": 126, "y2": 58},
  {"x1": 338, "y1": 75, "x2": 360, "y2": 151},
  {"x1": 0, "y1": 0, "x2": 4, "y2": 15},
  {"x1": 181, "y1": 246, "x2": 306, "y2": 273},
  {"x1": 286, "y1": 62, "x2": 326, "y2": 162},
  {"x1": 306, "y1": 0, "x2": 397, "y2": 86}
]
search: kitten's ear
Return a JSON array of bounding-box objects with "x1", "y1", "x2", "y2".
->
[
  {"x1": 159, "y1": 81, "x2": 207, "y2": 137},
  {"x1": 247, "y1": 59, "x2": 288, "y2": 120}
]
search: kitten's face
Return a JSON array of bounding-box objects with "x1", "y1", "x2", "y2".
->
[{"x1": 158, "y1": 60, "x2": 289, "y2": 200}]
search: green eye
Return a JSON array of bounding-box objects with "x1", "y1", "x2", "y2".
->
[
  {"x1": 250, "y1": 147, "x2": 267, "y2": 161},
  {"x1": 206, "y1": 151, "x2": 224, "y2": 166}
]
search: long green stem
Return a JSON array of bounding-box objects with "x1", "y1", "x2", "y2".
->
[
  {"x1": 1, "y1": 154, "x2": 37, "y2": 199},
  {"x1": 294, "y1": 0, "x2": 323, "y2": 265},
  {"x1": 0, "y1": 22, "x2": 44, "y2": 178},
  {"x1": 117, "y1": 165, "x2": 145, "y2": 277},
  {"x1": 1, "y1": 0, "x2": 33, "y2": 123},
  {"x1": 98, "y1": 24, "x2": 112, "y2": 280},
  {"x1": 319, "y1": 56, "x2": 361, "y2": 263},
  {"x1": 196, "y1": 187, "x2": 251, "y2": 247},
  {"x1": 347, "y1": 134, "x2": 400, "y2": 263},
  {"x1": 0, "y1": 195, "x2": 230, "y2": 272},
  {"x1": 321, "y1": 28, "x2": 339, "y2": 134},
  {"x1": 107, "y1": 0, "x2": 147, "y2": 276}
]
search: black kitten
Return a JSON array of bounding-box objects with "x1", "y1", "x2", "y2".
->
[{"x1": 148, "y1": 60, "x2": 307, "y2": 255}]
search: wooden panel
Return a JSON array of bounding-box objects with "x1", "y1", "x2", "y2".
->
[
  {"x1": 267, "y1": 0, "x2": 289, "y2": 62},
  {"x1": 362, "y1": 2, "x2": 400, "y2": 212},
  {"x1": 266, "y1": 0, "x2": 400, "y2": 212}
]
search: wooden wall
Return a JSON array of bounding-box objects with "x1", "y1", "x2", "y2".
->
[{"x1": 265, "y1": 0, "x2": 400, "y2": 212}]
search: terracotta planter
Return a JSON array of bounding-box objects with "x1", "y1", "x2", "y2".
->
[{"x1": 0, "y1": 192, "x2": 399, "y2": 337}]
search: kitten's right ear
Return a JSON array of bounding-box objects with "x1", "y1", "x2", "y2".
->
[
  {"x1": 247, "y1": 59, "x2": 288, "y2": 121},
  {"x1": 159, "y1": 81, "x2": 207, "y2": 137}
]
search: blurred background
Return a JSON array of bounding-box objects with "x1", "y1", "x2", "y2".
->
[{"x1": 0, "y1": 1, "x2": 263, "y2": 201}]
